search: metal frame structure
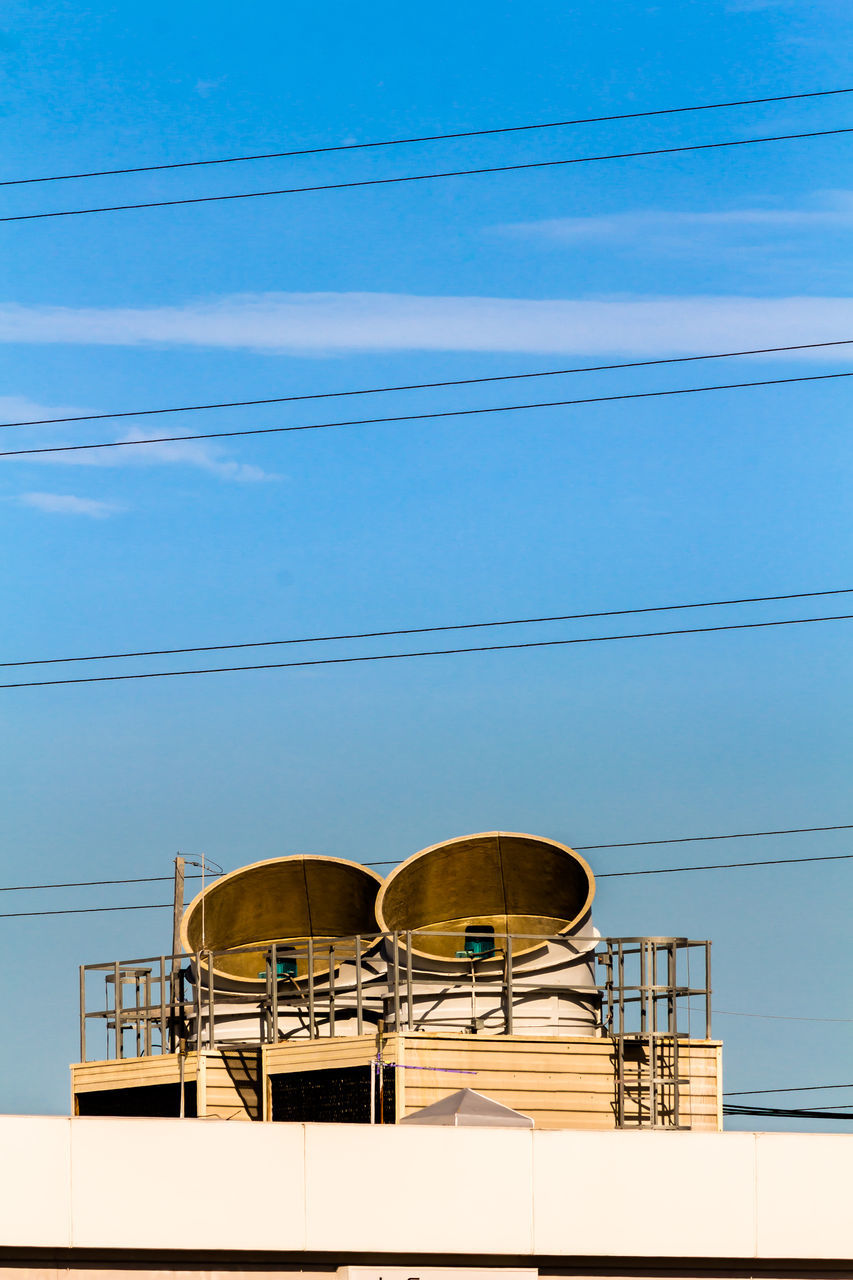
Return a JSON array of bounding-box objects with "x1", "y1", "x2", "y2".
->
[{"x1": 79, "y1": 932, "x2": 711, "y2": 1129}]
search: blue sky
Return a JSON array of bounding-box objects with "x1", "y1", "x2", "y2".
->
[{"x1": 1, "y1": 0, "x2": 851, "y2": 1120}]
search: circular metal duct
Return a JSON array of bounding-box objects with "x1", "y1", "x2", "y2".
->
[
  {"x1": 375, "y1": 831, "x2": 595, "y2": 961},
  {"x1": 180, "y1": 855, "x2": 382, "y2": 985}
]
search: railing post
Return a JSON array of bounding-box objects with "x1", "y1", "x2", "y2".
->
[
  {"x1": 158, "y1": 956, "x2": 167, "y2": 1054},
  {"x1": 79, "y1": 966, "x2": 86, "y2": 1062},
  {"x1": 405, "y1": 931, "x2": 413, "y2": 1030},
  {"x1": 329, "y1": 945, "x2": 336, "y2": 1037},
  {"x1": 505, "y1": 936, "x2": 514, "y2": 1035},
  {"x1": 705, "y1": 941, "x2": 712, "y2": 1039},
  {"x1": 194, "y1": 953, "x2": 201, "y2": 1050},
  {"x1": 355, "y1": 936, "x2": 363, "y2": 1036},
  {"x1": 113, "y1": 960, "x2": 122, "y2": 1059},
  {"x1": 307, "y1": 938, "x2": 315, "y2": 1038},
  {"x1": 207, "y1": 951, "x2": 215, "y2": 1050},
  {"x1": 271, "y1": 942, "x2": 279, "y2": 1044},
  {"x1": 392, "y1": 932, "x2": 401, "y2": 1031},
  {"x1": 144, "y1": 971, "x2": 153, "y2": 1056}
]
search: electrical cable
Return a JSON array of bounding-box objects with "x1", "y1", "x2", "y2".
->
[
  {"x1": 1, "y1": 844, "x2": 851, "y2": 895},
  {"x1": 1, "y1": 885, "x2": 847, "y2": 1037},
  {"x1": 724, "y1": 1084, "x2": 853, "y2": 1096},
  {"x1": 5, "y1": 368, "x2": 853, "y2": 460},
  {"x1": 5, "y1": 86, "x2": 851, "y2": 188},
  {"x1": 723, "y1": 1104, "x2": 853, "y2": 1118},
  {"x1": 1, "y1": 612, "x2": 851, "y2": 690},
  {"x1": 0, "y1": 873, "x2": 212, "y2": 893},
  {"x1": 3, "y1": 610, "x2": 851, "y2": 690},
  {"x1": 3, "y1": 587, "x2": 849, "y2": 670},
  {"x1": 712, "y1": 1009, "x2": 852, "y2": 1023},
  {"x1": 4, "y1": 125, "x2": 853, "y2": 224},
  {"x1": 575, "y1": 822, "x2": 853, "y2": 850},
  {"x1": 597, "y1": 852, "x2": 853, "y2": 877},
  {"x1": 4, "y1": 337, "x2": 852, "y2": 431},
  {"x1": 0, "y1": 903, "x2": 171, "y2": 919}
]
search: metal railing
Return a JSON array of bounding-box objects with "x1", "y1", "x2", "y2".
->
[{"x1": 80, "y1": 931, "x2": 710, "y2": 1056}]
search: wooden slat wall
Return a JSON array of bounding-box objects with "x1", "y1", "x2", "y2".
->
[
  {"x1": 261, "y1": 1032, "x2": 721, "y2": 1131},
  {"x1": 72, "y1": 1053, "x2": 197, "y2": 1095},
  {"x1": 395, "y1": 1034, "x2": 721, "y2": 1130},
  {"x1": 201, "y1": 1049, "x2": 261, "y2": 1121},
  {"x1": 72, "y1": 1034, "x2": 721, "y2": 1129},
  {"x1": 72, "y1": 1051, "x2": 261, "y2": 1121},
  {"x1": 263, "y1": 1034, "x2": 377, "y2": 1076}
]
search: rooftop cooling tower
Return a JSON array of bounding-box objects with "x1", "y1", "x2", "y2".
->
[
  {"x1": 180, "y1": 855, "x2": 383, "y2": 1042},
  {"x1": 375, "y1": 831, "x2": 600, "y2": 1035}
]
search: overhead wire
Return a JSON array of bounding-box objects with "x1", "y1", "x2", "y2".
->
[
  {"x1": 0, "y1": 903, "x2": 171, "y2": 919},
  {"x1": 1, "y1": 611, "x2": 852, "y2": 690},
  {"x1": 5, "y1": 368, "x2": 853, "y2": 460},
  {"x1": 3, "y1": 586, "x2": 849, "y2": 670},
  {"x1": 5, "y1": 86, "x2": 851, "y2": 188},
  {"x1": 4, "y1": 125, "x2": 853, "y2": 223},
  {"x1": 596, "y1": 852, "x2": 853, "y2": 877},
  {"x1": 723, "y1": 1104, "x2": 853, "y2": 1118},
  {"x1": 724, "y1": 1084, "x2": 853, "y2": 1096},
  {"x1": 2, "y1": 841, "x2": 851, "y2": 895},
  {"x1": 575, "y1": 822, "x2": 853, "y2": 850},
  {"x1": 0, "y1": 873, "x2": 211, "y2": 893},
  {"x1": 2, "y1": 886, "x2": 848, "y2": 1034},
  {"x1": 3, "y1": 338, "x2": 852, "y2": 431}
]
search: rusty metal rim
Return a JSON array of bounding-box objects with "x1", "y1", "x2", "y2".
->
[
  {"x1": 180, "y1": 853, "x2": 383, "y2": 987},
  {"x1": 374, "y1": 830, "x2": 596, "y2": 962}
]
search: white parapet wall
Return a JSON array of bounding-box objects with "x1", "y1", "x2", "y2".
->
[{"x1": 0, "y1": 1116, "x2": 851, "y2": 1267}]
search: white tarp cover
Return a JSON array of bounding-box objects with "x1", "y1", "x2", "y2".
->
[{"x1": 399, "y1": 1087, "x2": 534, "y2": 1127}]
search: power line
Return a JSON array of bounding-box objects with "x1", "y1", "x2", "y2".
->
[
  {"x1": 5, "y1": 368, "x2": 853, "y2": 460},
  {"x1": 5, "y1": 337, "x2": 852, "y2": 431},
  {"x1": 6, "y1": 87, "x2": 851, "y2": 188},
  {"x1": 0, "y1": 903, "x2": 171, "y2": 920},
  {"x1": 0, "y1": 874, "x2": 211, "y2": 893},
  {"x1": 724, "y1": 1084, "x2": 853, "y2": 1096},
  {"x1": 1, "y1": 611, "x2": 851, "y2": 690},
  {"x1": 1, "y1": 887, "x2": 848, "y2": 1036},
  {"x1": 723, "y1": 1104, "x2": 853, "y2": 1118},
  {"x1": 359, "y1": 822, "x2": 853, "y2": 865},
  {"x1": 713, "y1": 1009, "x2": 852, "y2": 1023},
  {"x1": 4, "y1": 587, "x2": 849, "y2": 670},
  {"x1": 2, "y1": 845, "x2": 850, "y2": 895},
  {"x1": 4, "y1": 125, "x2": 853, "y2": 224},
  {"x1": 597, "y1": 852, "x2": 853, "y2": 877},
  {"x1": 575, "y1": 822, "x2": 853, "y2": 850}
]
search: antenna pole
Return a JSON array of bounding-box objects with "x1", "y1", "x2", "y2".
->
[{"x1": 169, "y1": 855, "x2": 185, "y2": 1051}]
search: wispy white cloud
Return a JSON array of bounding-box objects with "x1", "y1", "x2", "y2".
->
[
  {"x1": 0, "y1": 291, "x2": 852, "y2": 358},
  {"x1": 17, "y1": 491, "x2": 121, "y2": 518},
  {"x1": 22, "y1": 431, "x2": 278, "y2": 482},
  {"x1": 496, "y1": 192, "x2": 853, "y2": 247},
  {"x1": 0, "y1": 394, "x2": 85, "y2": 424},
  {"x1": 725, "y1": 0, "x2": 795, "y2": 10},
  {"x1": 0, "y1": 397, "x2": 278, "y2": 481},
  {"x1": 195, "y1": 75, "x2": 226, "y2": 98}
]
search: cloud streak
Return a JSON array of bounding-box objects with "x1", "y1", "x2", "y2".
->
[
  {"x1": 21, "y1": 431, "x2": 277, "y2": 481},
  {"x1": 1, "y1": 291, "x2": 853, "y2": 358},
  {"x1": 498, "y1": 194, "x2": 853, "y2": 246},
  {"x1": 0, "y1": 400, "x2": 278, "y2": 481},
  {"x1": 17, "y1": 491, "x2": 121, "y2": 517}
]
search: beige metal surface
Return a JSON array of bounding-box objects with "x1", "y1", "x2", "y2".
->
[
  {"x1": 180, "y1": 854, "x2": 382, "y2": 984},
  {"x1": 375, "y1": 831, "x2": 596, "y2": 960},
  {"x1": 261, "y1": 1031, "x2": 722, "y2": 1130}
]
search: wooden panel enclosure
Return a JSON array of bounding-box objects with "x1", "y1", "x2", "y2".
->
[
  {"x1": 262, "y1": 1032, "x2": 722, "y2": 1130},
  {"x1": 71, "y1": 1048, "x2": 261, "y2": 1120}
]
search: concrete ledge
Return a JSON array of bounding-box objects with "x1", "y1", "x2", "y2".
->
[{"x1": 0, "y1": 1118, "x2": 850, "y2": 1262}]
